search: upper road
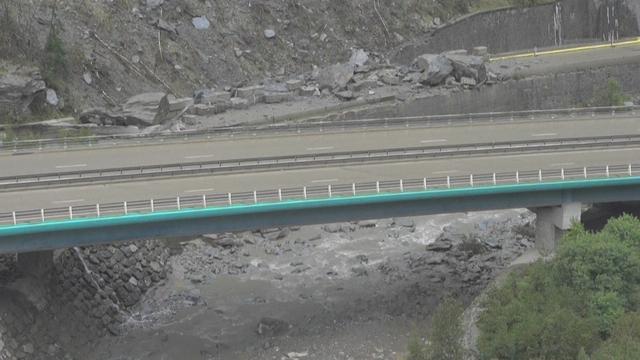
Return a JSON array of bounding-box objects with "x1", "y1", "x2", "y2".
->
[{"x1": 2, "y1": 112, "x2": 639, "y2": 177}]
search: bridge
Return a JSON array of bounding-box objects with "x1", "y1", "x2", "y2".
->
[{"x1": 2, "y1": 106, "x2": 640, "y2": 273}]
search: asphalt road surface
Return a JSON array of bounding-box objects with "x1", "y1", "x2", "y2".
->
[{"x1": 2, "y1": 114, "x2": 639, "y2": 177}]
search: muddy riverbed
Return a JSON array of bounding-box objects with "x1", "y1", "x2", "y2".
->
[{"x1": 82, "y1": 209, "x2": 533, "y2": 360}]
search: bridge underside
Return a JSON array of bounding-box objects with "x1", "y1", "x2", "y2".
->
[{"x1": 2, "y1": 180, "x2": 640, "y2": 254}]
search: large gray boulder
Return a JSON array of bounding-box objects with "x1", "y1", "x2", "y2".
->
[
  {"x1": 414, "y1": 54, "x2": 453, "y2": 86},
  {"x1": 446, "y1": 54, "x2": 488, "y2": 83},
  {"x1": 80, "y1": 92, "x2": 166, "y2": 127},
  {"x1": 318, "y1": 63, "x2": 355, "y2": 91},
  {"x1": 0, "y1": 64, "x2": 47, "y2": 117}
]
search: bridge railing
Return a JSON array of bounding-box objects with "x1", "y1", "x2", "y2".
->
[
  {"x1": 0, "y1": 163, "x2": 638, "y2": 227},
  {"x1": 1, "y1": 105, "x2": 637, "y2": 153}
]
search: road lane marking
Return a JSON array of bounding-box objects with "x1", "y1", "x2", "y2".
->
[
  {"x1": 306, "y1": 146, "x2": 335, "y2": 151},
  {"x1": 433, "y1": 170, "x2": 459, "y2": 175},
  {"x1": 551, "y1": 162, "x2": 575, "y2": 167},
  {"x1": 531, "y1": 133, "x2": 558, "y2": 137},
  {"x1": 55, "y1": 164, "x2": 87, "y2": 169},
  {"x1": 184, "y1": 188, "x2": 215, "y2": 193},
  {"x1": 53, "y1": 199, "x2": 85, "y2": 204},
  {"x1": 420, "y1": 139, "x2": 448, "y2": 144},
  {"x1": 312, "y1": 178, "x2": 339, "y2": 183},
  {"x1": 185, "y1": 154, "x2": 215, "y2": 160}
]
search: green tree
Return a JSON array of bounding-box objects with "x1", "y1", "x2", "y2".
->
[
  {"x1": 41, "y1": 4, "x2": 67, "y2": 90},
  {"x1": 477, "y1": 216, "x2": 640, "y2": 359}
]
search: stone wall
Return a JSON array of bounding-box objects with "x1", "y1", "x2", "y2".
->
[
  {"x1": 393, "y1": 0, "x2": 640, "y2": 63},
  {"x1": 51, "y1": 240, "x2": 170, "y2": 337}
]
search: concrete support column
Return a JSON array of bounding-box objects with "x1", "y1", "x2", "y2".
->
[
  {"x1": 17, "y1": 251, "x2": 54, "y2": 279},
  {"x1": 532, "y1": 202, "x2": 582, "y2": 254}
]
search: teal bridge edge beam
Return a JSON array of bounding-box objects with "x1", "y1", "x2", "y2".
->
[{"x1": 3, "y1": 176, "x2": 640, "y2": 253}]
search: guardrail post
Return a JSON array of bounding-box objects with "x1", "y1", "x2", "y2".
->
[
  {"x1": 96, "y1": 204, "x2": 100, "y2": 217},
  {"x1": 202, "y1": 195, "x2": 207, "y2": 208},
  {"x1": 69, "y1": 206, "x2": 73, "y2": 220},
  {"x1": 629, "y1": 164, "x2": 633, "y2": 176},
  {"x1": 177, "y1": 197, "x2": 181, "y2": 210},
  {"x1": 493, "y1": 173, "x2": 497, "y2": 185},
  {"x1": 253, "y1": 190, "x2": 258, "y2": 204},
  {"x1": 470, "y1": 174, "x2": 474, "y2": 187},
  {"x1": 376, "y1": 181, "x2": 380, "y2": 193},
  {"x1": 41, "y1": 209, "x2": 45, "y2": 222},
  {"x1": 539, "y1": 170, "x2": 542, "y2": 182},
  {"x1": 303, "y1": 186, "x2": 307, "y2": 199},
  {"x1": 12, "y1": 212, "x2": 16, "y2": 225},
  {"x1": 328, "y1": 185, "x2": 332, "y2": 198},
  {"x1": 150, "y1": 199, "x2": 155, "y2": 212},
  {"x1": 561, "y1": 168, "x2": 565, "y2": 180},
  {"x1": 278, "y1": 189, "x2": 283, "y2": 201},
  {"x1": 584, "y1": 167, "x2": 588, "y2": 179},
  {"x1": 423, "y1": 178, "x2": 427, "y2": 190},
  {"x1": 352, "y1": 183, "x2": 356, "y2": 196},
  {"x1": 400, "y1": 179, "x2": 404, "y2": 192},
  {"x1": 228, "y1": 193, "x2": 232, "y2": 205},
  {"x1": 606, "y1": 166, "x2": 610, "y2": 178},
  {"x1": 516, "y1": 171, "x2": 520, "y2": 184},
  {"x1": 124, "y1": 201, "x2": 128, "y2": 215},
  {"x1": 447, "y1": 176, "x2": 451, "y2": 188}
]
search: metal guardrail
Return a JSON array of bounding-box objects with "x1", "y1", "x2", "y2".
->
[
  {"x1": 1, "y1": 105, "x2": 637, "y2": 153},
  {"x1": 0, "y1": 163, "x2": 637, "y2": 227},
  {"x1": 1, "y1": 133, "x2": 639, "y2": 189}
]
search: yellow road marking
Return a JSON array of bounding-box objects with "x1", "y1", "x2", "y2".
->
[{"x1": 490, "y1": 37, "x2": 640, "y2": 61}]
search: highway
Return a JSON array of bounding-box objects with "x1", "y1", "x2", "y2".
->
[
  {"x1": 1, "y1": 145, "x2": 638, "y2": 212},
  {"x1": 2, "y1": 113, "x2": 640, "y2": 177},
  {"x1": 1, "y1": 107, "x2": 639, "y2": 216}
]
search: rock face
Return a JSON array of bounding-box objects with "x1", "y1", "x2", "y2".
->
[
  {"x1": 318, "y1": 63, "x2": 355, "y2": 91},
  {"x1": 0, "y1": 63, "x2": 47, "y2": 118},
  {"x1": 414, "y1": 54, "x2": 453, "y2": 86}
]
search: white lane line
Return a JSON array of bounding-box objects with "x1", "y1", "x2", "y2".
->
[
  {"x1": 531, "y1": 133, "x2": 558, "y2": 137},
  {"x1": 433, "y1": 170, "x2": 459, "y2": 175},
  {"x1": 184, "y1": 188, "x2": 215, "y2": 193},
  {"x1": 312, "y1": 178, "x2": 339, "y2": 183},
  {"x1": 420, "y1": 139, "x2": 448, "y2": 144},
  {"x1": 306, "y1": 146, "x2": 335, "y2": 151},
  {"x1": 53, "y1": 199, "x2": 85, "y2": 204},
  {"x1": 551, "y1": 162, "x2": 575, "y2": 167},
  {"x1": 185, "y1": 154, "x2": 215, "y2": 160},
  {"x1": 55, "y1": 164, "x2": 87, "y2": 169}
]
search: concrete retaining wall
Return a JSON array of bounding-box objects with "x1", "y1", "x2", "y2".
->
[{"x1": 394, "y1": 0, "x2": 640, "y2": 63}]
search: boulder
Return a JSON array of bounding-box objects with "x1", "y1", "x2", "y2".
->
[
  {"x1": 349, "y1": 48, "x2": 369, "y2": 68},
  {"x1": 230, "y1": 97, "x2": 249, "y2": 110},
  {"x1": 155, "y1": 94, "x2": 193, "y2": 123},
  {"x1": 264, "y1": 29, "x2": 276, "y2": 39},
  {"x1": 414, "y1": 54, "x2": 453, "y2": 86},
  {"x1": 318, "y1": 63, "x2": 354, "y2": 91},
  {"x1": 378, "y1": 69, "x2": 402, "y2": 86},
  {"x1": 298, "y1": 85, "x2": 317, "y2": 96},
  {"x1": 235, "y1": 85, "x2": 265, "y2": 104},
  {"x1": 334, "y1": 90, "x2": 355, "y2": 101},
  {"x1": 0, "y1": 63, "x2": 47, "y2": 117},
  {"x1": 285, "y1": 79, "x2": 303, "y2": 92},
  {"x1": 80, "y1": 92, "x2": 165, "y2": 127},
  {"x1": 192, "y1": 16, "x2": 210, "y2": 30},
  {"x1": 446, "y1": 54, "x2": 487, "y2": 83},
  {"x1": 257, "y1": 317, "x2": 290, "y2": 337},
  {"x1": 264, "y1": 92, "x2": 292, "y2": 104},
  {"x1": 45, "y1": 88, "x2": 59, "y2": 106},
  {"x1": 189, "y1": 104, "x2": 217, "y2": 116}
]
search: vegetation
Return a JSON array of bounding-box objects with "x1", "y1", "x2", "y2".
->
[
  {"x1": 42, "y1": 5, "x2": 68, "y2": 92},
  {"x1": 407, "y1": 298, "x2": 465, "y2": 360},
  {"x1": 477, "y1": 215, "x2": 640, "y2": 359}
]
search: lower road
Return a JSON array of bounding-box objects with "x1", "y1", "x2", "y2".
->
[{"x1": 1, "y1": 145, "x2": 637, "y2": 212}]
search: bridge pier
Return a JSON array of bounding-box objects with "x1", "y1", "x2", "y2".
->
[
  {"x1": 532, "y1": 202, "x2": 582, "y2": 254},
  {"x1": 17, "y1": 251, "x2": 54, "y2": 279}
]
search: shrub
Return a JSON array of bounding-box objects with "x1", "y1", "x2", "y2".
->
[{"x1": 406, "y1": 297, "x2": 465, "y2": 360}]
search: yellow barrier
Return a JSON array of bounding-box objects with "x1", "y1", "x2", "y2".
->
[{"x1": 490, "y1": 37, "x2": 640, "y2": 61}]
